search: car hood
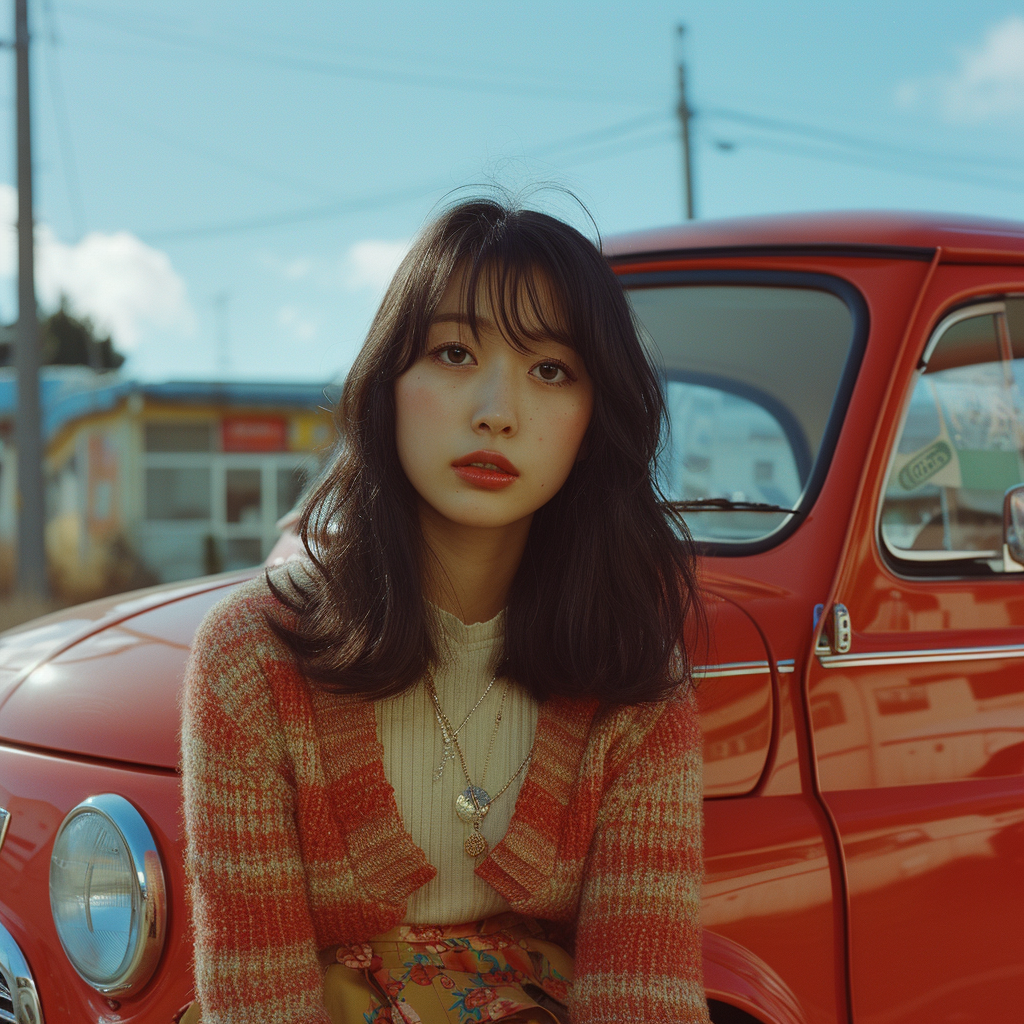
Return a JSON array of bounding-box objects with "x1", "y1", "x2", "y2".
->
[
  {"x1": 0, "y1": 571, "x2": 257, "y2": 769},
  {"x1": 0, "y1": 564, "x2": 778, "y2": 773}
]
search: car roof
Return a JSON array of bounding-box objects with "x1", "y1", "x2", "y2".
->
[{"x1": 604, "y1": 210, "x2": 1024, "y2": 262}]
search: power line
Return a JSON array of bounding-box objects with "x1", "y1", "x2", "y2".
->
[
  {"x1": 106, "y1": 106, "x2": 338, "y2": 200},
  {"x1": 62, "y1": 2, "x2": 590, "y2": 95},
  {"x1": 525, "y1": 112, "x2": 667, "y2": 159},
  {"x1": 552, "y1": 128, "x2": 677, "y2": 169},
  {"x1": 60, "y1": 2, "x2": 651, "y2": 107},
  {"x1": 49, "y1": 4, "x2": 1024, "y2": 240},
  {"x1": 141, "y1": 114, "x2": 678, "y2": 243},
  {"x1": 137, "y1": 104, "x2": 1024, "y2": 244},
  {"x1": 704, "y1": 106, "x2": 1024, "y2": 175},
  {"x1": 718, "y1": 134, "x2": 1024, "y2": 195},
  {"x1": 40, "y1": 0, "x2": 86, "y2": 239},
  {"x1": 143, "y1": 179, "x2": 448, "y2": 243}
]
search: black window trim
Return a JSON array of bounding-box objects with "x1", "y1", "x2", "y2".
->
[{"x1": 618, "y1": 268, "x2": 870, "y2": 557}]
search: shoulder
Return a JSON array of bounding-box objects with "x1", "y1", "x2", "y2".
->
[
  {"x1": 588, "y1": 689, "x2": 701, "y2": 778},
  {"x1": 184, "y1": 565, "x2": 307, "y2": 725},
  {"x1": 189, "y1": 561, "x2": 307, "y2": 663}
]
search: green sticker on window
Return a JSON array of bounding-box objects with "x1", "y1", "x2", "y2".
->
[{"x1": 898, "y1": 440, "x2": 953, "y2": 491}]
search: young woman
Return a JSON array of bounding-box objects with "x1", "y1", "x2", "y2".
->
[{"x1": 180, "y1": 197, "x2": 709, "y2": 1024}]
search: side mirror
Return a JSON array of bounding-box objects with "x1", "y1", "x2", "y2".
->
[{"x1": 1003, "y1": 485, "x2": 1024, "y2": 571}]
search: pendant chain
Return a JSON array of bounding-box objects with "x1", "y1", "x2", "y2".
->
[
  {"x1": 431, "y1": 672, "x2": 497, "y2": 782},
  {"x1": 427, "y1": 675, "x2": 532, "y2": 858}
]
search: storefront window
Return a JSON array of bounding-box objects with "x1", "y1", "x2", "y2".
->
[
  {"x1": 276, "y1": 466, "x2": 307, "y2": 519},
  {"x1": 145, "y1": 467, "x2": 212, "y2": 520},
  {"x1": 226, "y1": 468, "x2": 262, "y2": 525}
]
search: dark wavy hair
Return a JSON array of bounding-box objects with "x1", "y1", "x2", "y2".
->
[{"x1": 267, "y1": 196, "x2": 703, "y2": 705}]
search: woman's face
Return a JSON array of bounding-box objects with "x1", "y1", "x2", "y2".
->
[{"x1": 394, "y1": 267, "x2": 594, "y2": 535}]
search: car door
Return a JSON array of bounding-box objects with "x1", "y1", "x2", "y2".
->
[{"x1": 808, "y1": 288, "x2": 1024, "y2": 1023}]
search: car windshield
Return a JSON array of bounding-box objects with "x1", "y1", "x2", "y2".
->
[{"x1": 626, "y1": 281, "x2": 858, "y2": 548}]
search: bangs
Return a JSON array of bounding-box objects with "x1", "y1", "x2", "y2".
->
[
  {"x1": 459, "y1": 255, "x2": 576, "y2": 355},
  {"x1": 385, "y1": 200, "x2": 643, "y2": 406},
  {"x1": 398, "y1": 203, "x2": 611, "y2": 366}
]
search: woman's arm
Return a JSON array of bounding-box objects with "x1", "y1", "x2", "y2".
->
[
  {"x1": 181, "y1": 598, "x2": 331, "y2": 1024},
  {"x1": 570, "y1": 694, "x2": 710, "y2": 1024}
]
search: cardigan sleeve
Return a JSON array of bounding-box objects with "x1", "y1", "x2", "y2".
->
[
  {"x1": 181, "y1": 596, "x2": 332, "y2": 1024},
  {"x1": 569, "y1": 693, "x2": 710, "y2": 1024}
]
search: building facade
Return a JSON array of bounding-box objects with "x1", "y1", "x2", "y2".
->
[{"x1": 0, "y1": 371, "x2": 334, "y2": 592}]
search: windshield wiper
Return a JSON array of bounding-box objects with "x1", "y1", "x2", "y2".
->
[{"x1": 667, "y1": 498, "x2": 802, "y2": 514}]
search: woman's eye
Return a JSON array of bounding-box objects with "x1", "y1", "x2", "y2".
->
[
  {"x1": 436, "y1": 345, "x2": 475, "y2": 366},
  {"x1": 531, "y1": 361, "x2": 571, "y2": 383}
]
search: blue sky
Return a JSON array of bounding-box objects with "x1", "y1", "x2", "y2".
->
[{"x1": 3, "y1": 0, "x2": 1024, "y2": 382}]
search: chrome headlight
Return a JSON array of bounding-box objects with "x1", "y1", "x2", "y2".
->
[{"x1": 49, "y1": 794, "x2": 166, "y2": 995}]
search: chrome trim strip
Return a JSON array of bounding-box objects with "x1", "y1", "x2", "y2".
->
[
  {"x1": 694, "y1": 659, "x2": 795, "y2": 678},
  {"x1": 694, "y1": 660, "x2": 769, "y2": 678},
  {"x1": 887, "y1": 546, "x2": 1000, "y2": 562},
  {"x1": 0, "y1": 811, "x2": 8, "y2": 855},
  {"x1": 819, "y1": 643, "x2": 1024, "y2": 669},
  {"x1": 0, "y1": 923, "x2": 43, "y2": 1024},
  {"x1": 920, "y1": 301, "x2": 1005, "y2": 366}
]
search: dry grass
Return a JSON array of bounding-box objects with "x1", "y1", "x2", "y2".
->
[
  {"x1": 0, "y1": 531, "x2": 163, "y2": 633},
  {"x1": 0, "y1": 593, "x2": 72, "y2": 632}
]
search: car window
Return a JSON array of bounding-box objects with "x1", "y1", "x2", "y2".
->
[
  {"x1": 660, "y1": 379, "x2": 805, "y2": 542},
  {"x1": 626, "y1": 281, "x2": 858, "y2": 548},
  {"x1": 880, "y1": 298, "x2": 1024, "y2": 572}
]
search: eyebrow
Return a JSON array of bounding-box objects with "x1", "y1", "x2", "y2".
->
[
  {"x1": 430, "y1": 312, "x2": 496, "y2": 329},
  {"x1": 429, "y1": 311, "x2": 576, "y2": 354}
]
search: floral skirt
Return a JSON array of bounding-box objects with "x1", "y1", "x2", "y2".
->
[{"x1": 320, "y1": 913, "x2": 573, "y2": 1024}]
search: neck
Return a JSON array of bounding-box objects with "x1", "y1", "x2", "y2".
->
[{"x1": 419, "y1": 504, "x2": 532, "y2": 624}]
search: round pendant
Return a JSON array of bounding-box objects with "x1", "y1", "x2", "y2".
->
[
  {"x1": 455, "y1": 785, "x2": 491, "y2": 822},
  {"x1": 464, "y1": 831, "x2": 488, "y2": 857}
]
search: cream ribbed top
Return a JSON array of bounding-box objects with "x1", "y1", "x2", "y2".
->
[{"x1": 375, "y1": 606, "x2": 538, "y2": 924}]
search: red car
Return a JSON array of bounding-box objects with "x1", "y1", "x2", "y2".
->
[{"x1": 2, "y1": 211, "x2": 1023, "y2": 1024}]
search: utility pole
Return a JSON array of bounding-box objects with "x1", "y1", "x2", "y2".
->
[
  {"x1": 15, "y1": 0, "x2": 47, "y2": 598},
  {"x1": 676, "y1": 23, "x2": 695, "y2": 221}
]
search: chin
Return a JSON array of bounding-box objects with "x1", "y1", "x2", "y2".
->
[{"x1": 435, "y1": 499, "x2": 537, "y2": 531}]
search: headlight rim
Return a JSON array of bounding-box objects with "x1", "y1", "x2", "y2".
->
[{"x1": 49, "y1": 793, "x2": 167, "y2": 996}]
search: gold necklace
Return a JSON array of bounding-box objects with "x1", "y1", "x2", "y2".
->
[
  {"x1": 430, "y1": 672, "x2": 497, "y2": 782},
  {"x1": 427, "y1": 676, "x2": 532, "y2": 858}
]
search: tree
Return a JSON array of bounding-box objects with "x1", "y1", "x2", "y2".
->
[
  {"x1": 0, "y1": 297, "x2": 125, "y2": 370},
  {"x1": 42, "y1": 298, "x2": 124, "y2": 369}
]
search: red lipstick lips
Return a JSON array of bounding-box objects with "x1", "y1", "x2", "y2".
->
[{"x1": 452, "y1": 450, "x2": 519, "y2": 490}]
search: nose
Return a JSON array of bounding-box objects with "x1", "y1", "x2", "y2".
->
[{"x1": 471, "y1": 363, "x2": 518, "y2": 437}]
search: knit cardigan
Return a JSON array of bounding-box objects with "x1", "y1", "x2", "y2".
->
[{"x1": 181, "y1": 572, "x2": 710, "y2": 1024}]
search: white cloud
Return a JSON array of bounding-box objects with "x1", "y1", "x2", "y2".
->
[
  {"x1": 0, "y1": 184, "x2": 193, "y2": 350},
  {"x1": 282, "y1": 258, "x2": 313, "y2": 280},
  {"x1": 898, "y1": 16, "x2": 1024, "y2": 120},
  {"x1": 276, "y1": 304, "x2": 318, "y2": 342},
  {"x1": 258, "y1": 251, "x2": 313, "y2": 281},
  {"x1": 340, "y1": 239, "x2": 410, "y2": 293}
]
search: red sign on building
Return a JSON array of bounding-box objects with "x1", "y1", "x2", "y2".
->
[{"x1": 221, "y1": 417, "x2": 288, "y2": 452}]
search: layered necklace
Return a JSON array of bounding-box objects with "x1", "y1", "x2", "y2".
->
[
  {"x1": 431, "y1": 672, "x2": 497, "y2": 782},
  {"x1": 427, "y1": 675, "x2": 532, "y2": 858}
]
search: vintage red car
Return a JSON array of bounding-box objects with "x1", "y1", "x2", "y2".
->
[{"x1": 1, "y1": 210, "x2": 1023, "y2": 1024}]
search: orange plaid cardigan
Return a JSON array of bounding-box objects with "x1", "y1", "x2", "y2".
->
[{"x1": 180, "y1": 573, "x2": 710, "y2": 1024}]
